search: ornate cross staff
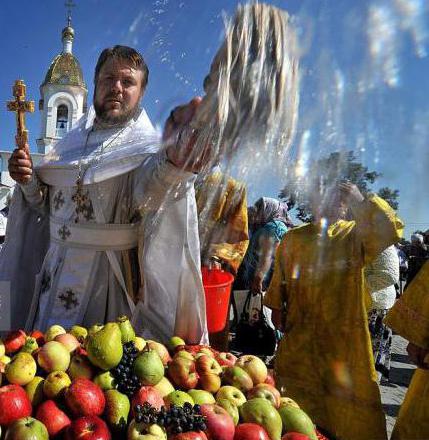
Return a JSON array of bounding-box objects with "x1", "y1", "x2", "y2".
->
[{"x1": 6, "y1": 79, "x2": 35, "y2": 149}]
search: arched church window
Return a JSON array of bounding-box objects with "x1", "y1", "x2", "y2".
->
[{"x1": 56, "y1": 104, "x2": 69, "y2": 137}]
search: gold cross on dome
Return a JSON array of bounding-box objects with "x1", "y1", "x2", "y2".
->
[{"x1": 6, "y1": 80, "x2": 35, "y2": 149}]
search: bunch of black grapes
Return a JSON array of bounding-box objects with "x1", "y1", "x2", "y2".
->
[{"x1": 111, "y1": 341, "x2": 140, "y2": 398}]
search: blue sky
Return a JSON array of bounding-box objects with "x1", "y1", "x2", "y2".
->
[{"x1": 0, "y1": 0, "x2": 428, "y2": 237}]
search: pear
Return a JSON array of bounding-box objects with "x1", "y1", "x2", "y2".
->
[
  {"x1": 134, "y1": 336, "x2": 147, "y2": 351},
  {"x1": 25, "y1": 376, "x2": 45, "y2": 406},
  {"x1": 86, "y1": 323, "x2": 123, "y2": 370},
  {"x1": 88, "y1": 323, "x2": 104, "y2": 336},
  {"x1": 117, "y1": 315, "x2": 136, "y2": 344},
  {"x1": 133, "y1": 350, "x2": 164, "y2": 386},
  {"x1": 5, "y1": 352, "x2": 37, "y2": 386},
  {"x1": 70, "y1": 325, "x2": 88, "y2": 343},
  {"x1": 20, "y1": 337, "x2": 39, "y2": 354},
  {"x1": 94, "y1": 371, "x2": 117, "y2": 391},
  {"x1": 240, "y1": 398, "x2": 283, "y2": 440},
  {"x1": 104, "y1": 389, "x2": 130, "y2": 431},
  {"x1": 278, "y1": 405, "x2": 318, "y2": 440}
]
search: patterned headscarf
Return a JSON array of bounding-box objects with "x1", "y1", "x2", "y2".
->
[{"x1": 255, "y1": 197, "x2": 292, "y2": 226}]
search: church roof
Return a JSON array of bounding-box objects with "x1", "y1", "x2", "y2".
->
[{"x1": 42, "y1": 51, "x2": 86, "y2": 89}]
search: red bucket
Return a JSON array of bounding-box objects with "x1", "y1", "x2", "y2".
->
[{"x1": 202, "y1": 267, "x2": 234, "y2": 333}]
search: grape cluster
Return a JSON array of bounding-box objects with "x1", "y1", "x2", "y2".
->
[
  {"x1": 111, "y1": 341, "x2": 140, "y2": 398},
  {"x1": 134, "y1": 402, "x2": 207, "y2": 434}
]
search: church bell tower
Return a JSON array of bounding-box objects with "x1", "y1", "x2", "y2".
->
[{"x1": 36, "y1": 4, "x2": 87, "y2": 154}]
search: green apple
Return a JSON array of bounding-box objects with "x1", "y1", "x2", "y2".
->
[
  {"x1": 133, "y1": 350, "x2": 164, "y2": 386},
  {"x1": 43, "y1": 370, "x2": 71, "y2": 399},
  {"x1": 216, "y1": 385, "x2": 247, "y2": 407},
  {"x1": 127, "y1": 420, "x2": 167, "y2": 439},
  {"x1": 94, "y1": 371, "x2": 117, "y2": 391},
  {"x1": 164, "y1": 390, "x2": 194, "y2": 408},
  {"x1": 167, "y1": 336, "x2": 186, "y2": 352},
  {"x1": 217, "y1": 398, "x2": 239, "y2": 425},
  {"x1": 5, "y1": 417, "x2": 48, "y2": 440},
  {"x1": 1, "y1": 355, "x2": 11, "y2": 365},
  {"x1": 25, "y1": 376, "x2": 45, "y2": 406},
  {"x1": 70, "y1": 325, "x2": 88, "y2": 343},
  {"x1": 68, "y1": 354, "x2": 94, "y2": 380},
  {"x1": 188, "y1": 389, "x2": 216, "y2": 405},
  {"x1": 20, "y1": 337, "x2": 38, "y2": 354},
  {"x1": 174, "y1": 350, "x2": 194, "y2": 361},
  {"x1": 5, "y1": 352, "x2": 37, "y2": 385},
  {"x1": 0, "y1": 339, "x2": 5, "y2": 358},
  {"x1": 278, "y1": 405, "x2": 318, "y2": 440},
  {"x1": 222, "y1": 366, "x2": 253, "y2": 392},
  {"x1": 236, "y1": 355, "x2": 268, "y2": 385},
  {"x1": 153, "y1": 377, "x2": 175, "y2": 398},
  {"x1": 105, "y1": 389, "x2": 130, "y2": 431},
  {"x1": 240, "y1": 398, "x2": 283, "y2": 440},
  {"x1": 45, "y1": 325, "x2": 66, "y2": 342},
  {"x1": 38, "y1": 341, "x2": 70, "y2": 372},
  {"x1": 134, "y1": 337, "x2": 147, "y2": 352}
]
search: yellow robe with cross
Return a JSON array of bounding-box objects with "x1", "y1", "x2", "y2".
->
[
  {"x1": 195, "y1": 171, "x2": 249, "y2": 274},
  {"x1": 384, "y1": 261, "x2": 429, "y2": 440},
  {"x1": 264, "y1": 195, "x2": 404, "y2": 440}
]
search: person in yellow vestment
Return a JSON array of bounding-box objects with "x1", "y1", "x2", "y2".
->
[
  {"x1": 264, "y1": 181, "x2": 404, "y2": 440},
  {"x1": 195, "y1": 169, "x2": 249, "y2": 350},
  {"x1": 384, "y1": 261, "x2": 429, "y2": 440}
]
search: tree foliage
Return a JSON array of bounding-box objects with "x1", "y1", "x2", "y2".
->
[{"x1": 280, "y1": 151, "x2": 400, "y2": 223}]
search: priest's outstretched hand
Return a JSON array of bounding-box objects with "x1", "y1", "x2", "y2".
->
[
  {"x1": 164, "y1": 97, "x2": 211, "y2": 173},
  {"x1": 8, "y1": 143, "x2": 33, "y2": 185}
]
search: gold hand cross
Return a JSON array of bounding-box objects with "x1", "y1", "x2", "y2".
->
[{"x1": 6, "y1": 79, "x2": 34, "y2": 149}]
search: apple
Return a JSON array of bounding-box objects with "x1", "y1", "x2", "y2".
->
[
  {"x1": 222, "y1": 366, "x2": 253, "y2": 392},
  {"x1": 5, "y1": 352, "x2": 37, "y2": 385},
  {"x1": 70, "y1": 325, "x2": 88, "y2": 343},
  {"x1": 216, "y1": 386, "x2": 247, "y2": 407},
  {"x1": 0, "y1": 338, "x2": 5, "y2": 357},
  {"x1": 168, "y1": 336, "x2": 186, "y2": 352},
  {"x1": 133, "y1": 350, "x2": 165, "y2": 386},
  {"x1": 175, "y1": 350, "x2": 195, "y2": 361},
  {"x1": 217, "y1": 398, "x2": 239, "y2": 425},
  {"x1": 168, "y1": 356, "x2": 199, "y2": 390},
  {"x1": 131, "y1": 386, "x2": 164, "y2": 415},
  {"x1": 199, "y1": 373, "x2": 221, "y2": 393},
  {"x1": 134, "y1": 336, "x2": 147, "y2": 352},
  {"x1": 236, "y1": 355, "x2": 268, "y2": 385},
  {"x1": 43, "y1": 370, "x2": 71, "y2": 399},
  {"x1": 55, "y1": 333, "x2": 80, "y2": 352},
  {"x1": 188, "y1": 389, "x2": 216, "y2": 405},
  {"x1": 240, "y1": 398, "x2": 283, "y2": 440},
  {"x1": 200, "y1": 404, "x2": 235, "y2": 440},
  {"x1": 196, "y1": 347, "x2": 214, "y2": 358},
  {"x1": 4, "y1": 330, "x2": 26, "y2": 354},
  {"x1": 153, "y1": 377, "x2": 175, "y2": 398},
  {"x1": 164, "y1": 390, "x2": 194, "y2": 408},
  {"x1": 25, "y1": 376, "x2": 45, "y2": 406},
  {"x1": 65, "y1": 378, "x2": 106, "y2": 417},
  {"x1": 247, "y1": 383, "x2": 281, "y2": 408},
  {"x1": 38, "y1": 341, "x2": 70, "y2": 372},
  {"x1": 45, "y1": 324, "x2": 66, "y2": 342},
  {"x1": 36, "y1": 400, "x2": 71, "y2": 437},
  {"x1": 196, "y1": 355, "x2": 222, "y2": 375},
  {"x1": 265, "y1": 372, "x2": 276, "y2": 387},
  {"x1": 66, "y1": 415, "x2": 111, "y2": 440},
  {"x1": 147, "y1": 341, "x2": 171, "y2": 366},
  {"x1": 127, "y1": 420, "x2": 167, "y2": 439},
  {"x1": 20, "y1": 337, "x2": 39, "y2": 354},
  {"x1": 0, "y1": 384, "x2": 32, "y2": 425},
  {"x1": 69, "y1": 353, "x2": 95, "y2": 380},
  {"x1": 279, "y1": 397, "x2": 300, "y2": 409},
  {"x1": 234, "y1": 423, "x2": 271, "y2": 440},
  {"x1": 282, "y1": 434, "x2": 312, "y2": 440},
  {"x1": 30, "y1": 330, "x2": 45, "y2": 346},
  {"x1": 277, "y1": 406, "x2": 317, "y2": 440},
  {"x1": 217, "y1": 352, "x2": 237, "y2": 367},
  {"x1": 169, "y1": 432, "x2": 208, "y2": 440},
  {"x1": 1, "y1": 355, "x2": 11, "y2": 365},
  {"x1": 94, "y1": 371, "x2": 116, "y2": 391},
  {"x1": 5, "y1": 417, "x2": 48, "y2": 440}
]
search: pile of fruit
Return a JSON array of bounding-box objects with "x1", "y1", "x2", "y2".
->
[{"x1": 0, "y1": 316, "x2": 329, "y2": 440}]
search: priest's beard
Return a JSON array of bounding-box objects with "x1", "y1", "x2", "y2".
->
[{"x1": 93, "y1": 94, "x2": 140, "y2": 128}]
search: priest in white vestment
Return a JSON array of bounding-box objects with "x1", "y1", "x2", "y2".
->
[{"x1": 1, "y1": 45, "x2": 208, "y2": 344}]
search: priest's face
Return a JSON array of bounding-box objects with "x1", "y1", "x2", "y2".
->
[{"x1": 94, "y1": 58, "x2": 145, "y2": 126}]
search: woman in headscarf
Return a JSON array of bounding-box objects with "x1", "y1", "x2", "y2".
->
[{"x1": 234, "y1": 197, "x2": 292, "y2": 292}]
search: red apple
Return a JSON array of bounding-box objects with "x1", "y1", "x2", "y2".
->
[
  {"x1": 234, "y1": 423, "x2": 271, "y2": 440},
  {"x1": 265, "y1": 372, "x2": 276, "y2": 387},
  {"x1": 196, "y1": 355, "x2": 222, "y2": 375},
  {"x1": 30, "y1": 330, "x2": 45, "y2": 346},
  {"x1": 36, "y1": 399, "x2": 71, "y2": 437},
  {"x1": 4, "y1": 330, "x2": 26, "y2": 354},
  {"x1": 247, "y1": 383, "x2": 281, "y2": 408},
  {"x1": 168, "y1": 355, "x2": 199, "y2": 390},
  {"x1": 131, "y1": 386, "x2": 164, "y2": 415},
  {"x1": 282, "y1": 434, "x2": 312, "y2": 440},
  {"x1": 169, "y1": 432, "x2": 209, "y2": 440},
  {"x1": 199, "y1": 372, "x2": 221, "y2": 393},
  {"x1": 55, "y1": 333, "x2": 80, "y2": 352},
  {"x1": 0, "y1": 384, "x2": 32, "y2": 425},
  {"x1": 65, "y1": 377, "x2": 105, "y2": 417},
  {"x1": 200, "y1": 404, "x2": 235, "y2": 440},
  {"x1": 66, "y1": 415, "x2": 111, "y2": 440},
  {"x1": 147, "y1": 340, "x2": 172, "y2": 366},
  {"x1": 217, "y1": 352, "x2": 237, "y2": 367}
]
